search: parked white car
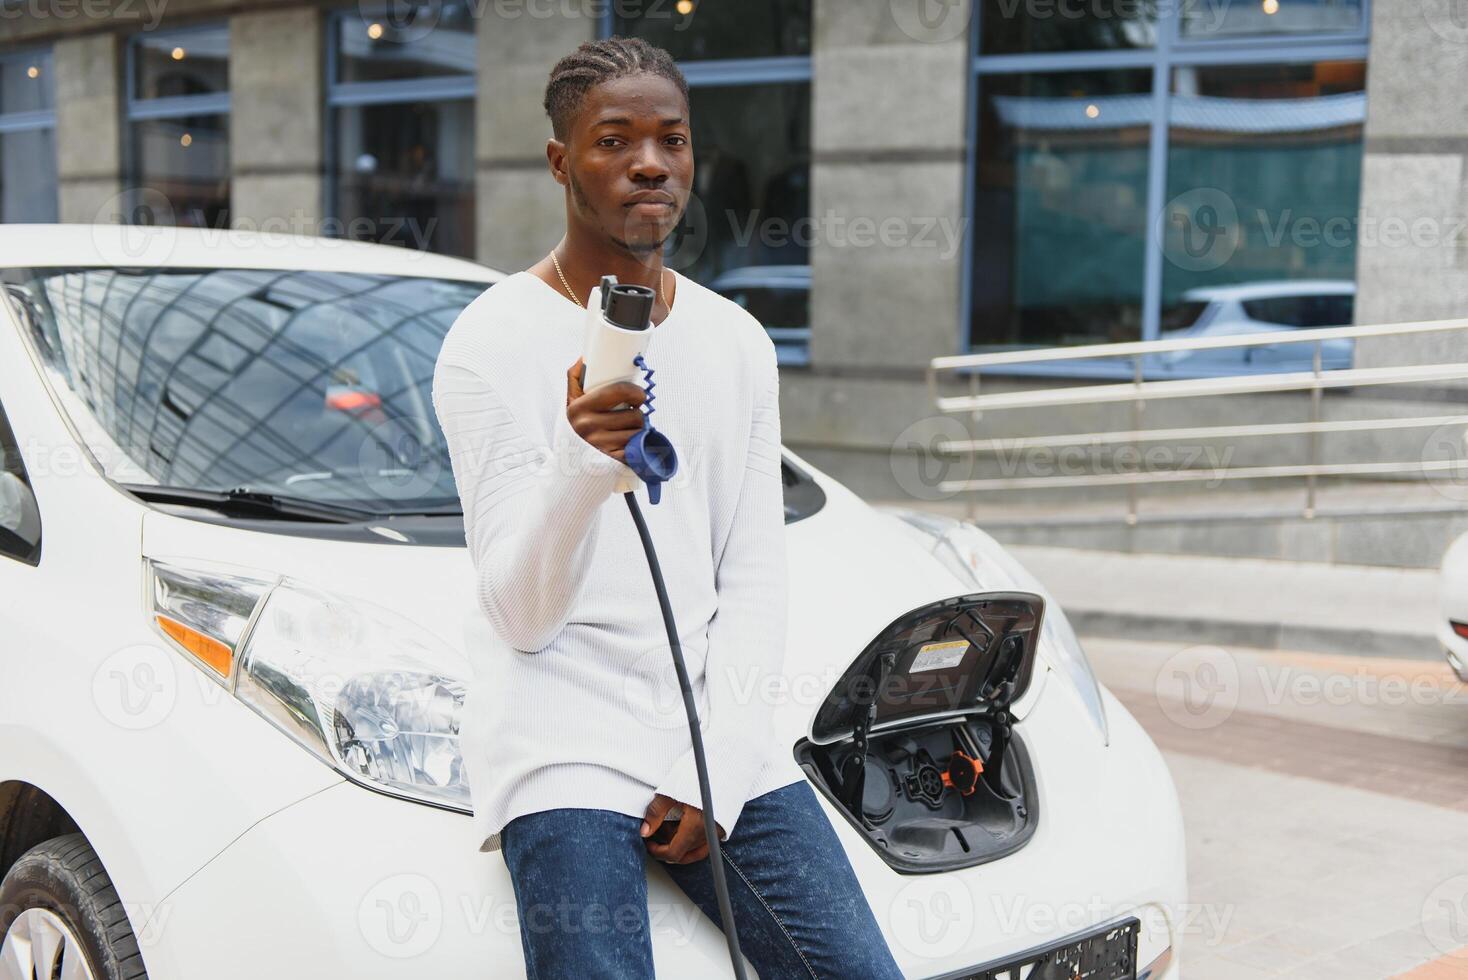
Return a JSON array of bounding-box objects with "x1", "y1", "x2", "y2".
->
[
  {"x1": 1157, "y1": 279, "x2": 1356, "y2": 374},
  {"x1": 1436, "y1": 533, "x2": 1468, "y2": 684},
  {"x1": 0, "y1": 226, "x2": 1185, "y2": 980}
]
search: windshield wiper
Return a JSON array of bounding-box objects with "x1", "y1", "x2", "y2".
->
[{"x1": 120, "y1": 484, "x2": 385, "y2": 524}]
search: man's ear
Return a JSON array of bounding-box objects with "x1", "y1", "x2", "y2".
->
[{"x1": 546, "y1": 138, "x2": 567, "y2": 187}]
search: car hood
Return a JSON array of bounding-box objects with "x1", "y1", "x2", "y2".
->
[{"x1": 138, "y1": 460, "x2": 1049, "y2": 725}]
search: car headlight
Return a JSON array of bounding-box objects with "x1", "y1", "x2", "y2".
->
[
  {"x1": 145, "y1": 557, "x2": 471, "y2": 810},
  {"x1": 890, "y1": 512, "x2": 1110, "y2": 743}
]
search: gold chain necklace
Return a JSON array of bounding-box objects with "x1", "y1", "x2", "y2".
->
[{"x1": 551, "y1": 247, "x2": 669, "y2": 315}]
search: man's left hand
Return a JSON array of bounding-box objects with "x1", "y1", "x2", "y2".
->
[{"x1": 641, "y1": 793, "x2": 726, "y2": 864}]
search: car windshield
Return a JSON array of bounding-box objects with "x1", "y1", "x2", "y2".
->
[{"x1": 5, "y1": 266, "x2": 491, "y2": 515}]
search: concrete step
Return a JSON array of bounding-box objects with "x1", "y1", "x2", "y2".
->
[
  {"x1": 978, "y1": 506, "x2": 1467, "y2": 571},
  {"x1": 1004, "y1": 545, "x2": 1441, "y2": 662}
]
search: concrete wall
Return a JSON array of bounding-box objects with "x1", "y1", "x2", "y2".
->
[
  {"x1": 771, "y1": 0, "x2": 973, "y2": 456},
  {"x1": 473, "y1": 7, "x2": 593, "y2": 273},
  {"x1": 228, "y1": 7, "x2": 324, "y2": 229},
  {"x1": 1353, "y1": 0, "x2": 1468, "y2": 368},
  {"x1": 54, "y1": 32, "x2": 123, "y2": 223}
]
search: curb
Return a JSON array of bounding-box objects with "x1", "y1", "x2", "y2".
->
[{"x1": 1067, "y1": 608, "x2": 1440, "y2": 662}]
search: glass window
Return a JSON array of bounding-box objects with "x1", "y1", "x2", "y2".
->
[
  {"x1": 131, "y1": 114, "x2": 230, "y2": 228},
  {"x1": 969, "y1": 69, "x2": 1153, "y2": 351},
  {"x1": 337, "y1": 0, "x2": 476, "y2": 82},
  {"x1": 1242, "y1": 292, "x2": 1354, "y2": 327},
  {"x1": 0, "y1": 51, "x2": 56, "y2": 222},
  {"x1": 327, "y1": 0, "x2": 475, "y2": 259},
  {"x1": 331, "y1": 100, "x2": 475, "y2": 258},
  {"x1": 969, "y1": 0, "x2": 1369, "y2": 377},
  {"x1": 0, "y1": 398, "x2": 41, "y2": 566},
  {"x1": 671, "y1": 82, "x2": 809, "y2": 279},
  {"x1": 712, "y1": 270, "x2": 811, "y2": 366},
  {"x1": 980, "y1": 0, "x2": 1157, "y2": 55},
  {"x1": 132, "y1": 26, "x2": 230, "y2": 100},
  {"x1": 6, "y1": 266, "x2": 491, "y2": 515},
  {"x1": 613, "y1": 0, "x2": 812, "y2": 61},
  {"x1": 610, "y1": 8, "x2": 812, "y2": 364},
  {"x1": 127, "y1": 26, "x2": 230, "y2": 229},
  {"x1": 1160, "y1": 62, "x2": 1365, "y2": 320},
  {"x1": 672, "y1": 81, "x2": 811, "y2": 364},
  {"x1": 1, "y1": 130, "x2": 57, "y2": 222},
  {"x1": 1181, "y1": 0, "x2": 1363, "y2": 39},
  {"x1": 1, "y1": 51, "x2": 54, "y2": 113}
]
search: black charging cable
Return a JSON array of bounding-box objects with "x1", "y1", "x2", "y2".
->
[{"x1": 623, "y1": 490, "x2": 749, "y2": 980}]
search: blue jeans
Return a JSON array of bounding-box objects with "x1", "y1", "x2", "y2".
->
[{"x1": 499, "y1": 780, "x2": 905, "y2": 979}]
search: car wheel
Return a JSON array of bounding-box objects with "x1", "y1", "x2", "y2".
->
[{"x1": 0, "y1": 832, "x2": 147, "y2": 980}]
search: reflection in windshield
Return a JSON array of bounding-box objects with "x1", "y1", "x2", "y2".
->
[{"x1": 7, "y1": 267, "x2": 492, "y2": 514}]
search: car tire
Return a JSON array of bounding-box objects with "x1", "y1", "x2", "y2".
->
[{"x1": 0, "y1": 832, "x2": 148, "y2": 980}]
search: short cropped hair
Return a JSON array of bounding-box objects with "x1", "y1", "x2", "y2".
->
[{"x1": 543, "y1": 35, "x2": 689, "y2": 142}]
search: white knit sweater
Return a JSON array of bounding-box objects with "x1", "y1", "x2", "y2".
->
[{"x1": 432, "y1": 268, "x2": 798, "y2": 852}]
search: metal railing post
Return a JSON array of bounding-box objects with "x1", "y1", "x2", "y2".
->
[
  {"x1": 1306, "y1": 340, "x2": 1322, "y2": 519},
  {"x1": 966, "y1": 367, "x2": 980, "y2": 523},
  {"x1": 1128, "y1": 353, "x2": 1143, "y2": 526}
]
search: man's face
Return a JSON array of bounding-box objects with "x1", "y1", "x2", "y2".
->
[{"x1": 555, "y1": 72, "x2": 693, "y2": 256}]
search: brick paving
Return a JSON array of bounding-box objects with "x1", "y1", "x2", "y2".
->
[
  {"x1": 1117, "y1": 693, "x2": 1468, "y2": 814},
  {"x1": 1083, "y1": 637, "x2": 1468, "y2": 979}
]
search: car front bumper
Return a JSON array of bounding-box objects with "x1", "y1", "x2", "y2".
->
[{"x1": 135, "y1": 683, "x2": 1186, "y2": 979}]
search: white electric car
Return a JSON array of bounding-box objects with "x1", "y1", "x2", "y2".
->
[{"x1": 0, "y1": 226, "x2": 1185, "y2": 980}]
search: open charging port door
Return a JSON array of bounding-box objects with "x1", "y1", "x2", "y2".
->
[{"x1": 794, "y1": 591, "x2": 1044, "y2": 874}]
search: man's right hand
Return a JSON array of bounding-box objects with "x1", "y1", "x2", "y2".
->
[{"x1": 565, "y1": 356, "x2": 649, "y2": 463}]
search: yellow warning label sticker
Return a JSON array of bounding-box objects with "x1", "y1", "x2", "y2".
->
[{"x1": 909, "y1": 639, "x2": 969, "y2": 673}]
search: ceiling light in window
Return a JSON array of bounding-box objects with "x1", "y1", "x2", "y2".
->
[
  {"x1": 171, "y1": 46, "x2": 186, "y2": 60},
  {"x1": 180, "y1": 133, "x2": 193, "y2": 148},
  {"x1": 676, "y1": 0, "x2": 694, "y2": 14},
  {"x1": 1085, "y1": 103, "x2": 1100, "y2": 119},
  {"x1": 1262, "y1": 0, "x2": 1279, "y2": 13},
  {"x1": 367, "y1": 22, "x2": 384, "y2": 39}
]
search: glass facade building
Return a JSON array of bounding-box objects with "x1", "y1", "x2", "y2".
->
[
  {"x1": 0, "y1": 0, "x2": 1381, "y2": 380},
  {"x1": 326, "y1": 0, "x2": 476, "y2": 258},
  {"x1": 0, "y1": 49, "x2": 56, "y2": 222},
  {"x1": 967, "y1": 1, "x2": 1371, "y2": 376},
  {"x1": 610, "y1": 1, "x2": 813, "y2": 365},
  {"x1": 126, "y1": 24, "x2": 232, "y2": 228}
]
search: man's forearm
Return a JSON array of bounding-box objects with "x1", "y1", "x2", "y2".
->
[{"x1": 434, "y1": 360, "x2": 625, "y2": 652}]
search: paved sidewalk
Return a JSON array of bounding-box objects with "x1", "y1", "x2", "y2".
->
[
  {"x1": 1009, "y1": 545, "x2": 1440, "y2": 660},
  {"x1": 1086, "y1": 637, "x2": 1468, "y2": 979}
]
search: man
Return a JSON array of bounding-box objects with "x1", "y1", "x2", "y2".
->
[{"x1": 431, "y1": 35, "x2": 904, "y2": 979}]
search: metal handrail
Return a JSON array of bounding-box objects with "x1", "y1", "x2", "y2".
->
[
  {"x1": 926, "y1": 315, "x2": 1468, "y2": 523},
  {"x1": 927, "y1": 314, "x2": 1468, "y2": 375}
]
